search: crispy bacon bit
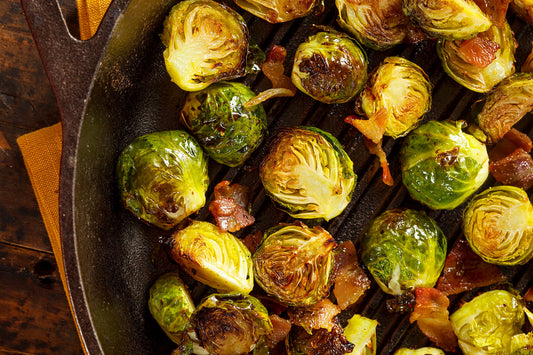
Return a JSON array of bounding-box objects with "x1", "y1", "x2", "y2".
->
[
  {"x1": 458, "y1": 35, "x2": 500, "y2": 68},
  {"x1": 525, "y1": 286, "x2": 533, "y2": 302},
  {"x1": 436, "y1": 239, "x2": 506, "y2": 295},
  {"x1": 333, "y1": 241, "x2": 371, "y2": 310},
  {"x1": 473, "y1": 0, "x2": 511, "y2": 28},
  {"x1": 364, "y1": 138, "x2": 394, "y2": 186},
  {"x1": 266, "y1": 314, "x2": 292, "y2": 348},
  {"x1": 490, "y1": 148, "x2": 533, "y2": 190},
  {"x1": 410, "y1": 288, "x2": 458, "y2": 352},
  {"x1": 241, "y1": 231, "x2": 263, "y2": 254},
  {"x1": 345, "y1": 108, "x2": 388, "y2": 144},
  {"x1": 209, "y1": 181, "x2": 255, "y2": 232},
  {"x1": 288, "y1": 299, "x2": 341, "y2": 333}
]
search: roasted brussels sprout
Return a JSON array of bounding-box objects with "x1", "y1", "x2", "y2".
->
[
  {"x1": 291, "y1": 30, "x2": 368, "y2": 104},
  {"x1": 253, "y1": 222, "x2": 337, "y2": 306},
  {"x1": 463, "y1": 185, "x2": 533, "y2": 265},
  {"x1": 116, "y1": 130, "x2": 209, "y2": 230},
  {"x1": 170, "y1": 220, "x2": 254, "y2": 294},
  {"x1": 191, "y1": 293, "x2": 272, "y2": 355},
  {"x1": 450, "y1": 290, "x2": 525, "y2": 354},
  {"x1": 476, "y1": 72, "x2": 533, "y2": 144},
  {"x1": 511, "y1": 0, "x2": 533, "y2": 25},
  {"x1": 161, "y1": 0, "x2": 249, "y2": 91},
  {"x1": 260, "y1": 127, "x2": 356, "y2": 221},
  {"x1": 335, "y1": 0, "x2": 408, "y2": 50},
  {"x1": 148, "y1": 273, "x2": 195, "y2": 345},
  {"x1": 233, "y1": 0, "x2": 323, "y2": 23},
  {"x1": 402, "y1": 0, "x2": 492, "y2": 40},
  {"x1": 290, "y1": 321, "x2": 355, "y2": 354},
  {"x1": 181, "y1": 81, "x2": 267, "y2": 167},
  {"x1": 343, "y1": 314, "x2": 378, "y2": 355},
  {"x1": 400, "y1": 120, "x2": 489, "y2": 210},
  {"x1": 361, "y1": 209, "x2": 447, "y2": 295},
  {"x1": 437, "y1": 22, "x2": 516, "y2": 93},
  {"x1": 394, "y1": 348, "x2": 445, "y2": 355}
]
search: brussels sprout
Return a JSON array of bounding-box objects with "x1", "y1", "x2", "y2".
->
[
  {"x1": 191, "y1": 293, "x2": 272, "y2": 355},
  {"x1": 356, "y1": 56, "x2": 432, "y2": 139},
  {"x1": 402, "y1": 0, "x2": 492, "y2": 40},
  {"x1": 290, "y1": 321, "x2": 355, "y2": 354},
  {"x1": 344, "y1": 314, "x2": 378, "y2": 355},
  {"x1": 161, "y1": 0, "x2": 249, "y2": 91},
  {"x1": 116, "y1": 130, "x2": 209, "y2": 230},
  {"x1": 170, "y1": 220, "x2": 254, "y2": 294},
  {"x1": 361, "y1": 209, "x2": 447, "y2": 295},
  {"x1": 476, "y1": 72, "x2": 533, "y2": 144},
  {"x1": 463, "y1": 185, "x2": 533, "y2": 265},
  {"x1": 260, "y1": 127, "x2": 356, "y2": 221},
  {"x1": 511, "y1": 0, "x2": 533, "y2": 25},
  {"x1": 253, "y1": 222, "x2": 337, "y2": 306},
  {"x1": 181, "y1": 81, "x2": 267, "y2": 167},
  {"x1": 291, "y1": 30, "x2": 368, "y2": 104},
  {"x1": 335, "y1": 0, "x2": 408, "y2": 50},
  {"x1": 450, "y1": 290, "x2": 525, "y2": 354},
  {"x1": 437, "y1": 22, "x2": 516, "y2": 93},
  {"x1": 233, "y1": 0, "x2": 323, "y2": 23},
  {"x1": 394, "y1": 348, "x2": 445, "y2": 355},
  {"x1": 400, "y1": 120, "x2": 489, "y2": 210}
]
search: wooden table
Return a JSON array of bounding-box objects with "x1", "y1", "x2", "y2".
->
[{"x1": 1, "y1": 0, "x2": 84, "y2": 353}]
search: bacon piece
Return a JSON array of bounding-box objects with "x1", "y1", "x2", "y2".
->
[
  {"x1": 436, "y1": 239, "x2": 506, "y2": 296},
  {"x1": 242, "y1": 231, "x2": 263, "y2": 254},
  {"x1": 333, "y1": 241, "x2": 371, "y2": 310},
  {"x1": 525, "y1": 286, "x2": 533, "y2": 303},
  {"x1": 265, "y1": 314, "x2": 292, "y2": 348},
  {"x1": 364, "y1": 138, "x2": 394, "y2": 186},
  {"x1": 473, "y1": 0, "x2": 510, "y2": 28},
  {"x1": 489, "y1": 128, "x2": 533, "y2": 161},
  {"x1": 458, "y1": 35, "x2": 500, "y2": 68},
  {"x1": 490, "y1": 148, "x2": 533, "y2": 190},
  {"x1": 410, "y1": 288, "x2": 458, "y2": 352},
  {"x1": 288, "y1": 299, "x2": 341, "y2": 333},
  {"x1": 209, "y1": 181, "x2": 255, "y2": 232},
  {"x1": 345, "y1": 108, "x2": 388, "y2": 144}
]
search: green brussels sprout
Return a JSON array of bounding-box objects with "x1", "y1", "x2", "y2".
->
[
  {"x1": 169, "y1": 220, "x2": 254, "y2": 294},
  {"x1": 361, "y1": 209, "x2": 447, "y2": 295},
  {"x1": 116, "y1": 130, "x2": 209, "y2": 230},
  {"x1": 394, "y1": 348, "x2": 445, "y2": 355},
  {"x1": 356, "y1": 56, "x2": 432, "y2": 139},
  {"x1": 232, "y1": 0, "x2": 323, "y2": 23},
  {"x1": 476, "y1": 72, "x2": 533, "y2": 144},
  {"x1": 181, "y1": 81, "x2": 267, "y2": 167},
  {"x1": 335, "y1": 0, "x2": 408, "y2": 50},
  {"x1": 344, "y1": 314, "x2": 378, "y2": 355},
  {"x1": 462, "y1": 185, "x2": 533, "y2": 266},
  {"x1": 402, "y1": 0, "x2": 492, "y2": 40},
  {"x1": 191, "y1": 293, "x2": 273, "y2": 355},
  {"x1": 450, "y1": 290, "x2": 526, "y2": 355},
  {"x1": 161, "y1": 0, "x2": 249, "y2": 91},
  {"x1": 260, "y1": 126, "x2": 356, "y2": 221},
  {"x1": 437, "y1": 22, "x2": 516, "y2": 93},
  {"x1": 147, "y1": 273, "x2": 195, "y2": 344},
  {"x1": 400, "y1": 120, "x2": 489, "y2": 210},
  {"x1": 291, "y1": 30, "x2": 368, "y2": 104},
  {"x1": 253, "y1": 222, "x2": 337, "y2": 306}
]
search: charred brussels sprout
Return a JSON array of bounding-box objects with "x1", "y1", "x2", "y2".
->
[
  {"x1": 291, "y1": 31, "x2": 368, "y2": 104},
  {"x1": 463, "y1": 186, "x2": 533, "y2": 265},
  {"x1": 191, "y1": 293, "x2": 272, "y2": 355},
  {"x1": 450, "y1": 290, "x2": 525, "y2": 354},
  {"x1": 356, "y1": 56, "x2": 432, "y2": 139},
  {"x1": 161, "y1": 0, "x2": 249, "y2": 91},
  {"x1": 170, "y1": 221, "x2": 253, "y2": 294},
  {"x1": 116, "y1": 130, "x2": 209, "y2": 230},
  {"x1": 402, "y1": 0, "x2": 492, "y2": 40},
  {"x1": 233, "y1": 0, "x2": 323, "y2": 23},
  {"x1": 400, "y1": 120, "x2": 489, "y2": 210},
  {"x1": 437, "y1": 22, "x2": 516, "y2": 93},
  {"x1": 361, "y1": 209, "x2": 447, "y2": 295},
  {"x1": 148, "y1": 273, "x2": 195, "y2": 344},
  {"x1": 290, "y1": 321, "x2": 355, "y2": 354},
  {"x1": 476, "y1": 72, "x2": 533, "y2": 144},
  {"x1": 335, "y1": 0, "x2": 408, "y2": 50},
  {"x1": 253, "y1": 223, "x2": 337, "y2": 306},
  {"x1": 343, "y1": 314, "x2": 378, "y2": 355},
  {"x1": 394, "y1": 348, "x2": 445, "y2": 355},
  {"x1": 181, "y1": 81, "x2": 267, "y2": 167},
  {"x1": 260, "y1": 127, "x2": 356, "y2": 221}
]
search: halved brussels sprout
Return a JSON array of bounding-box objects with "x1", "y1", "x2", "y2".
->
[
  {"x1": 169, "y1": 220, "x2": 253, "y2": 294},
  {"x1": 335, "y1": 0, "x2": 408, "y2": 50},
  {"x1": 289, "y1": 321, "x2": 355, "y2": 354},
  {"x1": 361, "y1": 209, "x2": 447, "y2": 295},
  {"x1": 116, "y1": 130, "x2": 209, "y2": 230},
  {"x1": 394, "y1": 348, "x2": 445, "y2": 355},
  {"x1": 253, "y1": 222, "x2": 337, "y2": 306},
  {"x1": 437, "y1": 22, "x2": 516, "y2": 93},
  {"x1": 191, "y1": 293, "x2": 272, "y2": 355},
  {"x1": 344, "y1": 314, "x2": 378, "y2": 355},
  {"x1": 148, "y1": 273, "x2": 195, "y2": 345},
  {"x1": 233, "y1": 0, "x2": 323, "y2": 23},
  {"x1": 450, "y1": 290, "x2": 525, "y2": 354},
  {"x1": 476, "y1": 72, "x2": 533, "y2": 144},
  {"x1": 402, "y1": 0, "x2": 492, "y2": 40},
  {"x1": 400, "y1": 120, "x2": 489, "y2": 210},
  {"x1": 356, "y1": 56, "x2": 432, "y2": 139},
  {"x1": 511, "y1": 0, "x2": 533, "y2": 25},
  {"x1": 181, "y1": 81, "x2": 267, "y2": 167},
  {"x1": 161, "y1": 0, "x2": 249, "y2": 91},
  {"x1": 291, "y1": 30, "x2": 368, "y2": 104},
  {"x1": 463, "y1": 185, "x2": 533, "y2": 265},
  {"x1": 260, "y1": 127, "x2": 356, "y2": 221}
]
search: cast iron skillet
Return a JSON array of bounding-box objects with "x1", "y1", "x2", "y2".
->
[{"x1": 21, "y1": 0, "x2": 533, "y2": 354}]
